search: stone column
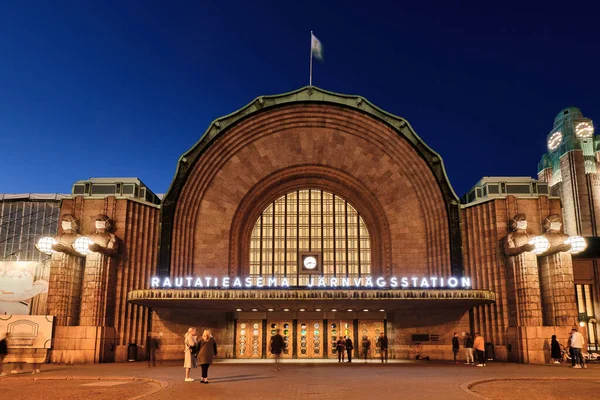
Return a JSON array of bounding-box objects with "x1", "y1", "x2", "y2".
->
[
  {"x1": 79, "y1": 214, "x2": 118, "y2": 327},
  {"x1": 46, "y1": 215, "x2": 85, "y2": 326},
  {"x1": 504, "y1": 214, "x2": 543, "y2": 327},
  {"x1": 537, "y1": 214, "x2": 578, "y2": 327}
]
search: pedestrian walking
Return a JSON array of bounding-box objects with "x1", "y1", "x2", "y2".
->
[
  {"x1": 550, "y1": 335, "x2": 561, "y2": 364},
  {"x1": 473, "y1": 332, "x2": 486, "y2": 367},
  {"x1": 361, "y1": 336, "x2": 371, "y2": 361},
  {"x1": 567, "y1": 332, "x2": 575, "y2": 367},
  {"x1": 570, "y1": 328, "x2": 586, "y2": 369},
  {"x1": 452, "y1": 332, "x2": 460, "y2": 364},
  {"x1": 336, "y1": 338, "x2": 345, "y2": 362},
  {"x1": 464, "y1": 333, "x2": 474, "y2": 365},
  {"x1": 345, "y1": 336, "x2": 353, "y2": 363},
  {"x1": 147, "y1": 332, "x2": 160, "y2": 368},
  {"x1": 183, "y1": 327, "x2": 198, "y2": 382},
  {"x1": 198, "y1": 329, "x2": 218, "y2": 383},
  {"x1": 378, "y1": 332, "x2": 388, "y2": 363},
  {"x1": 0, "y1": 331, "x2": 7, "y2": 377},
  {"x1": 270, "y1": 329, "x2": 285, "y2": 370}
]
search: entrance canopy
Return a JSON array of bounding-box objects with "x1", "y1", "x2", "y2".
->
[{"x1": 127, "y1": 289, "x2": 495, "y2": 311}]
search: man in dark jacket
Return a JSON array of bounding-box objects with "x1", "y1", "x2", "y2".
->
[
  {"x1": 464, "y1": 333, "x2": 474, "y2": 365},
  {"x1": 146, "y1": 332, "x2": 160, "y2": 367},
  {"x1": 345, "y1": 336, "x2": 353, "y2": 362},
  {"x1": 270, "y1": 329, "x2": 285, "y2": 370},
  {"x1": 378, "y1": 332, "x2": 388, "y2": 363},
  {"x1": 452, "y1": 333, "x2": 460, "y2": 364},
  {"x1": 336, "y1": 338, "x2": 345, "y2": 362}
]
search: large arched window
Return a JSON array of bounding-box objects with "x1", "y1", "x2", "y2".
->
[{"x1": 249, "y1": 189, "x2": 371, "y2": 286}]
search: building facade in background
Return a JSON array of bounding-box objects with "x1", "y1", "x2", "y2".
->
[
  {"x1": 3, "y1": 87, "x2": 597, "y2": 363},
  {"x1": 0, "y1": 194, "x2": 66, "y2": 315}
]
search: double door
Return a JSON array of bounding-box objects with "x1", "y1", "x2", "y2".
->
[
  {"x1": 236, "y1": 320, "x2": 263, "y2": 359},
  {"x1": 358, "y1": 320, "x2": 385, "y2": 359},
  {"x1": 328, "y1": 320, "x2": 354, "y2": 359},
  {"x1": 267, "y1": 320, "x2": 293, "y2": 358},
  {"x1": 296, "y1": 320, "x2": 323, "y2": 358}
]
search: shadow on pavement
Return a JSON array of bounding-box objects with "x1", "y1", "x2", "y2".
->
[{"x1": 209, "y1": 376, "x2": 272, "y2": 383}]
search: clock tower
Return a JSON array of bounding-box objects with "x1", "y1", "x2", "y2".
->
[{"x1": 538, "y1": 107, "x2": 596, "y2": 235}]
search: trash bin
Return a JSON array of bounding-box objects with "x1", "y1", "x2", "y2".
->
[
  {"x1": 484, "y1": 342, "x2": 495, "y2": 361},
  {"x1": 127, "y1": 343, "x2": 137, "y2": 362}
]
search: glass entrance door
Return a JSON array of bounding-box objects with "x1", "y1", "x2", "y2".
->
[
  {"x1": 328, "y1": 320, "x2": 354, "y2": 359},
  {"x1": 267, "y1": 320, "x2": 293, "y2": 358},
  {"x1": 297, "y1": 320, "x2": 323, "y2": 358},
  {"x1": 358, "y1": 320, "x2": 385, "y2": 359},
  {"x1": 236, "y1": 320, "x2": 263, "y2": 359}
]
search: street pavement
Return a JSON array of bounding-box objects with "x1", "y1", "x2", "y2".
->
[{"x1": 1, "y1": 359, "x2": 599, "y2": 399}]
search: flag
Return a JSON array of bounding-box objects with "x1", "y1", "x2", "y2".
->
[{"x1": 311, "y1": 33, "x2": 324, "y2": 61}]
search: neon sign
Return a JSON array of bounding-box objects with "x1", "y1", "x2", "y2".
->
[{"x1": 150, "y1": 276, "x2": 472, "y2": 289}]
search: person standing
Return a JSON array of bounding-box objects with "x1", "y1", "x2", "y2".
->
[
  {"x1": 198, "y1": 330, "x2": 218, "y2": 383},
  {"x1": 567, "y1": 331, "x2": 575, "y2": 367},
  {"x1": 183, "y1": 327, "x2": 198, "y2": 382},
  {"x1": 452, "y1": 333, "x2": 460, "y2": 364},
  {"x1": 336, "y1": 338, "x2": 345, "y2": 362},
  {"x1": 550, "y1": 335, "x2": 561, "y2": 364},
  {"x1": 378, "y1": 333, "x2": 388, "y2": 363},
  {"x1": 147, "y1": 332, "x2": 160, "y2": 368},
  {"x1": 0, "y1": 331, "x2": 7, "y2": 377},
  {"x1": 570, "y1": 328, "x2": 586, "y2": 369},
  {"x1": 345, "y1": 336, "x2": 353, "y2": 363},
  {"x1": 473, "y1": 332, "x2": 486, "y2": 367},
  {"x1": 464, "y1": 333, "x2": 474, "y2": 365},
  {"x1": 361, "y1": 336, "x2": 371, "y2": 362},
  {"x1": 270, "y1": 329, "x2": 285, "y2": 370}
]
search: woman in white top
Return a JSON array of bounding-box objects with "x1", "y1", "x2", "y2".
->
[{"x1": 183, "y1": 327, "x2": 198, "y2": 382}]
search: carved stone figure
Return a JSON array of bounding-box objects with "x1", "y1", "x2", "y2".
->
[
  {"x1": 47, "y1": 214, "x2": 84, "y2": 326},
  {"x1": 504, "y1": 214, "x2": 543, "y2": 326},
  {"x1": 537, "y1": 214, "x2": 577, "y2": 326},
  {"x1": 79, "y1": 214, "x2": 119, "y2": 327}
]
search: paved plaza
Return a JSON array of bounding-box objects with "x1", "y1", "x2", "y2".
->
[{"x1": 1, "y1": 359, "x2": 599, "y2": 399}]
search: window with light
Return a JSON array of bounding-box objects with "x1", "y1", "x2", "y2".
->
[{"x1": 249, "y1": 189, "x2": 371, "y2": 286}]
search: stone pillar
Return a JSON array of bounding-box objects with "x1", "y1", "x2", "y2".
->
[
  {"x1": 538, "y1": 254, "x2": 577, "y2": 326},
  {"x1": 504, "y1": 214, "x2": 543, "y2": 327},
  {"x1": 537, "y1": 214, "x2": 578, "y2": 327},
  {"x1": 79, "y1": 214, "x2": 119, "y2": 327},
  {"x1": 46, "y1": 215, "x2": 85, "y2": 326}
]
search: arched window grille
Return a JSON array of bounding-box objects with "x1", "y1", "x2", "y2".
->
[{"x1": 249, "y1": 189, "x2": 371, "y2": 286}]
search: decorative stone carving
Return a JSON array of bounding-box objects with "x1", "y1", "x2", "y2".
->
[
  {"x1": 47, "y1": 214, "x2": 84, "y2": 326},
  {"x1": 537, "y1": 214, "x2": 577, "y2": 326},
  {"x1": 504, "y1": 214, "x2": 543, "y2": 326},
  {"x1": 79, "y1": 214, "x2": 119, "y2": 327}
]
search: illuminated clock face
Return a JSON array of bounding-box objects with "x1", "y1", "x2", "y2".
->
[
  {"x1": 303, "y1": 256, "x2": 317, "y2": 270},
  {"x1": 576, "y1": 122, "x2": 594, "y2": 138},
  {"x1": 547, "y1": 130, "x2": 562, "y2": 151}
]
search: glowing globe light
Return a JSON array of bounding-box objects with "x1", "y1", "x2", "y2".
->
[
  {"x1": 565, "y1": 236, "x2": 587, "y2": 254},
  {"x1": 528, "y1": 236, "x2": 550, "y2": 255},
  {"x1": 36, "y1": 236, "x2": 57, "y2": 255},
  {"x1": 73, "y1": 237, "x2": 95, "y2": 255}
]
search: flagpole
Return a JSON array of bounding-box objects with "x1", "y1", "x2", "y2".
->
[{"x1": 309, "y1": 31, "x2": 313, "y2": 86}]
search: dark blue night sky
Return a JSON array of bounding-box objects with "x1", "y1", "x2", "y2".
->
[{"x1": 1, "y1": 1, "x2": 599, "y2": 197}]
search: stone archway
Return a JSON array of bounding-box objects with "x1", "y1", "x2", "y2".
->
[
  {"x1": 229, "y1": 165, "x2": 391, "y2": 277},
  {"x1": 159, "y1": 87, "x2": 462, "y2": 280}
]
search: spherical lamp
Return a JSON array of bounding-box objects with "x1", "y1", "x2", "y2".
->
[
  {"x1": 565, "y1": 236, "x2": 587, "y2": 254},
  {"x1": 528, "y1": 236, "x2": 550, "y2": 254},
  {"x1": 73, "y1": 236, "x2": 95, "y2": 255},
  {"x1": 35, "y1": 236, "x2": 57, "y2": 255}
]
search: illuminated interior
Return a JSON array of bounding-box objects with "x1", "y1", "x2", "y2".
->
[{"x1": 249, "y1": 189, "x2": 371, "y2": 286}]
